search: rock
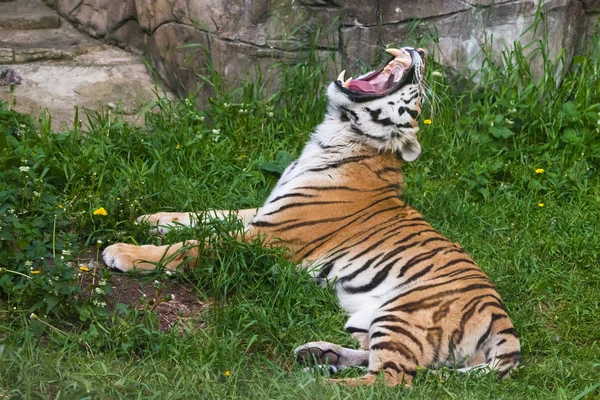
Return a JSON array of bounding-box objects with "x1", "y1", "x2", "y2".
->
[
  {"x1": 147, "y1": 22, "x2": 211, "y2": 98},
  {"x1": 56, "y1": 0, "x2": 136, "y2": 38},
  {"x1": 134, "y1": 0, "x2": 188, "y2": 33},
  {"x1": 106, "y1": 19, "x2": 146, "y2": 54},
  {"x1": 0, "y1": 47, "x2": 169, "y2": 129},
  {"x1": 0, "y1": 0, "x2": 60, "y2": 30},
  {"x1": 582, "y1": 0, "x2": 600, "y2": 12},
  {"x1": 0, "y1": 23, "x2": 102, "y2": 65},
  {"x1": 45, "y1": 0, "x2": 595, "y2": 98},
  {"x1": 380, "y1": 1, "x2": 472, "y2": 25}
]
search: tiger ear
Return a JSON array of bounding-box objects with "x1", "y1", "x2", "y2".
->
[{"x1": 399, "y1": 133, "x2": 421, "y2": 162}]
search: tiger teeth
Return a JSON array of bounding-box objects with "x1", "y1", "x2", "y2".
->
[
  {"x1": 343, "y1": 77, "x2": 352, "y2": 87},
  {"x1": 396, "y1": 56, "x2": 412, "y2": 67},
  {"x1": 385, "y1": 48, "x2": 402, "y2": 57},
  {"x1": 337, "y1": 70, "x2": 346, "y2": 82},
  {"x1": 386, "y1": 48, "x2": 412, "y2": 67}
]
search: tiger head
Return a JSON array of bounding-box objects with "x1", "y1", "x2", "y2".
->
[{"x1": 327, "y1": 47, "x2": 426, "y2": 162}]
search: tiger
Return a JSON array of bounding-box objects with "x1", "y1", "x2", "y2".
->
[{"x1": 102, "y1": 47, "x2": 520, "y2": 386}]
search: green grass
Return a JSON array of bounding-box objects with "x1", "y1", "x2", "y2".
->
[{"x1": 1, "y1": 34, "x2": 600, "y2": 398}]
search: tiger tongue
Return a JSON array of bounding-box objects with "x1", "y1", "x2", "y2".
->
[{"x1": 348, "y1": 80, "x2": 377, "y2": 93}]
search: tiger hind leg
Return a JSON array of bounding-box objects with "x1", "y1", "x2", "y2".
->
[{"x1": 294, "y1": 342, "x2": 369, "y2": 374}]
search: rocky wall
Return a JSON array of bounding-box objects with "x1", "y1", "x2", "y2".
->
[{"x1": 49, "y1": 0, "x2": 600, "y2": 98}]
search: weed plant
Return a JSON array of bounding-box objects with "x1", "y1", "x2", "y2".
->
[{"x1": 0, "y1": 26, "x2": 599, "y2": 399}]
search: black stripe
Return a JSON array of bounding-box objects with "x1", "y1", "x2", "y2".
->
[
  {"x1": 378, "y1": 325, "x2": 423, "y2": 352},
  {"x1": 396, "y1": 122, "x2": 413, "y2": 129},
  {"x1": 383, "y1": 283, "x2": 497, "y2": 311},
  {"x1": 495, "y1": 351, "x2": 521, "y2": 360},
  {"x1": 498, "y1": 328, "x2": 518, "y2": 337},
  {"x1": 475, "y1": 320, "x2": 494, "y2": 350},
  {"x1": 343, "y1": 262, "x2": 395, "y2": 294},
  {"x1": 371, "y1": 342, "x2": 417, "y2": 363},
  {"x1": 371, "y1": 315, "x2": 410, "y2": 325},
  {"x1": 263, "y1": 200, "x2": 351, "y2": 216},
  {"x1": 346, "y1": 326, "x2": 368, "y2": 334},
  {"x1": 338, "y1": 254, "x2": 382, "y2": 283},
  {"x1": 250, "y1": 218, "x2": 300, "y2": 227},
  {"x1": 350, "y1": 125, "x2": 387, "y2": 142},
  {"x1": 268, "y1": 192, "x2": 315, "y2": 203},
  {"x1": 305, "y1": 155, "x2": 374, "y2": 173},
  {"x1": 461, "y1": 294, "x2": 502, "y2": 311},
  {"x1": 398, "y1": 106, "x2": 419, "y2": 119},
  {"x1": 375, "y1": 117, "x2": 394, "y2": 126}
]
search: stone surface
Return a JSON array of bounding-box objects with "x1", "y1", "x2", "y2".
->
[
  {"x1": 582, "y1": 0, "x2": 600, "y2": 11},
  {"x1": 147, "y1": 22, "x2": 211, "y2": 97},
  {"x1": 105, "y1": 18, "x2": 146, "y2": 54},
  {"x1": 0, "y1": 0, "x2": 60, "y2": 30},
  {"x1": 0, "y1": 48, "x2": 167, "y2": 128},
  {"x1": 134, "y1": 0, "x2": 188, "y2": 33},
  {"x1": 0, "y1": 10, "x2": 172, "y2": 129},
  {"x1": 56, "y1": 0, "x2": 136, "y2": 38},
  {"x1": 380, "y1": 1, "x2": 473, "y2": 25},
  {"x1": 19, "y1": 0, "x2": 600, "y2": 100},
  {"x1": 0, "y1": 23, "x2": 101, "y2": 64}
]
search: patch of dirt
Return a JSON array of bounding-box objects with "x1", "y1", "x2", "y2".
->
[{"x1": 81, "y1": 267, "x2": 209, "y2": 332}]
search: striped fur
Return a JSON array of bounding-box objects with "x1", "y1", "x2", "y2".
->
[{"x1": 103, "y1": 47, "x2": 520, "y2": 386}]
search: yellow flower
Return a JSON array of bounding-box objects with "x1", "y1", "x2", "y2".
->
[
  {"x1": 116, "y1": 197, "x2": 121, "y2": 201},
  {"x1": 423, "y1": 119, "x2": 432, "y2": 125},
  {"x1": 535, "y1": 168, "x2": 545, "y2": 174},
  {"x1": 176, "y1": 144, "x2": 182, "y2": 150},
  {"x1": 538, "y1": 203, "x2": 544, "y2": 208},
  {"x1": 93, "y1": 207, "x2": 107, "y2": 216},
  {"x1": 58, "y1": 204, "x2": 63, "y2": 209},
  {"x1": 30, "y1": 270, "x2": 41, "y2": 274},
  {"x1": 79, "y1": 265, "x2": 90, "y2": 272},
  {"x1": 224, "y1": 370, "x2": 231, "y2": 377}
]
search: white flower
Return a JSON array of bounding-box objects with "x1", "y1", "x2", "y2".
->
[
  {"x1": 223, "y1": 103, "x2": 230, "y2": 108},
  {"x1": 431, "y1": 71, "x2": 443, "y2": 77},
  {"x1": 153, "y1": 280, "x2": 160, "y2": 289},
  {"x1": 24, "y1": 260, "x2": 33, "y2": 267},
  {"x1": 212, "y1": 129, "x2": 221, "y2": 135},
  {"x1": 19, "y1": 166, "x2": 30, "y2": 172},
  {"x1": 168, "y1": 294, "x2": 175, "y2": 301},
  {"x1": 268, "y1": 112, "x2": 274, "y2": 118},
  {"x1": 199, "y1": 116, "x2": 205, "y2": 122},
  {"x1": 94, "y1": 287, "x2": 104, "y2": 295},
  {"x1": 33, "y1": 191, "x2": 40, "y2": 197},
  {"x1": 62, "y1": 250, "x2": 72, "y2": 256},
  {"x1": 99, "y1": 279, "x2": 107, "y2": 286},
  {"x1": 92, "y1": 299, "x2": 107, "y2": 308}
]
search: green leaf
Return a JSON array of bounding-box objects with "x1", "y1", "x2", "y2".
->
[
  {"x1": 276, "y1": 151, "x2": 293, "y2": 169},
  {"x1": 490, "y1": 127, "x2": 514, "y2": 139},
  {"x1": 259, "y1": 161, "x2": 283, "y2": 174},
  {"x1": 45, "y1": 294, "x2": 59, "y2": 314}
]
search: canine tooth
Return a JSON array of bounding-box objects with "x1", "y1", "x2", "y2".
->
[
  {"x1": 343, "y1": 77, "x2": 352, "y2": 87},
  {"x1": 385, "y1": 48, "x2": 402, "y2": 57},
  {"x1": 396, "y1": 56, "x2": 412, "y2": 67},
  {"x1": 337, "y1": 70, "x2": 346, "y2": 82}
]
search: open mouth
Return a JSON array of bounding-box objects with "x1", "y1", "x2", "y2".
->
[{"x1": 335, "y1": 48, "x2": 418, "y2": 100}]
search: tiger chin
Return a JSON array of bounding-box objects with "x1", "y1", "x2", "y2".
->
[{"x1": 103, "y1": 47, "x2": 520, "y2": 386}]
